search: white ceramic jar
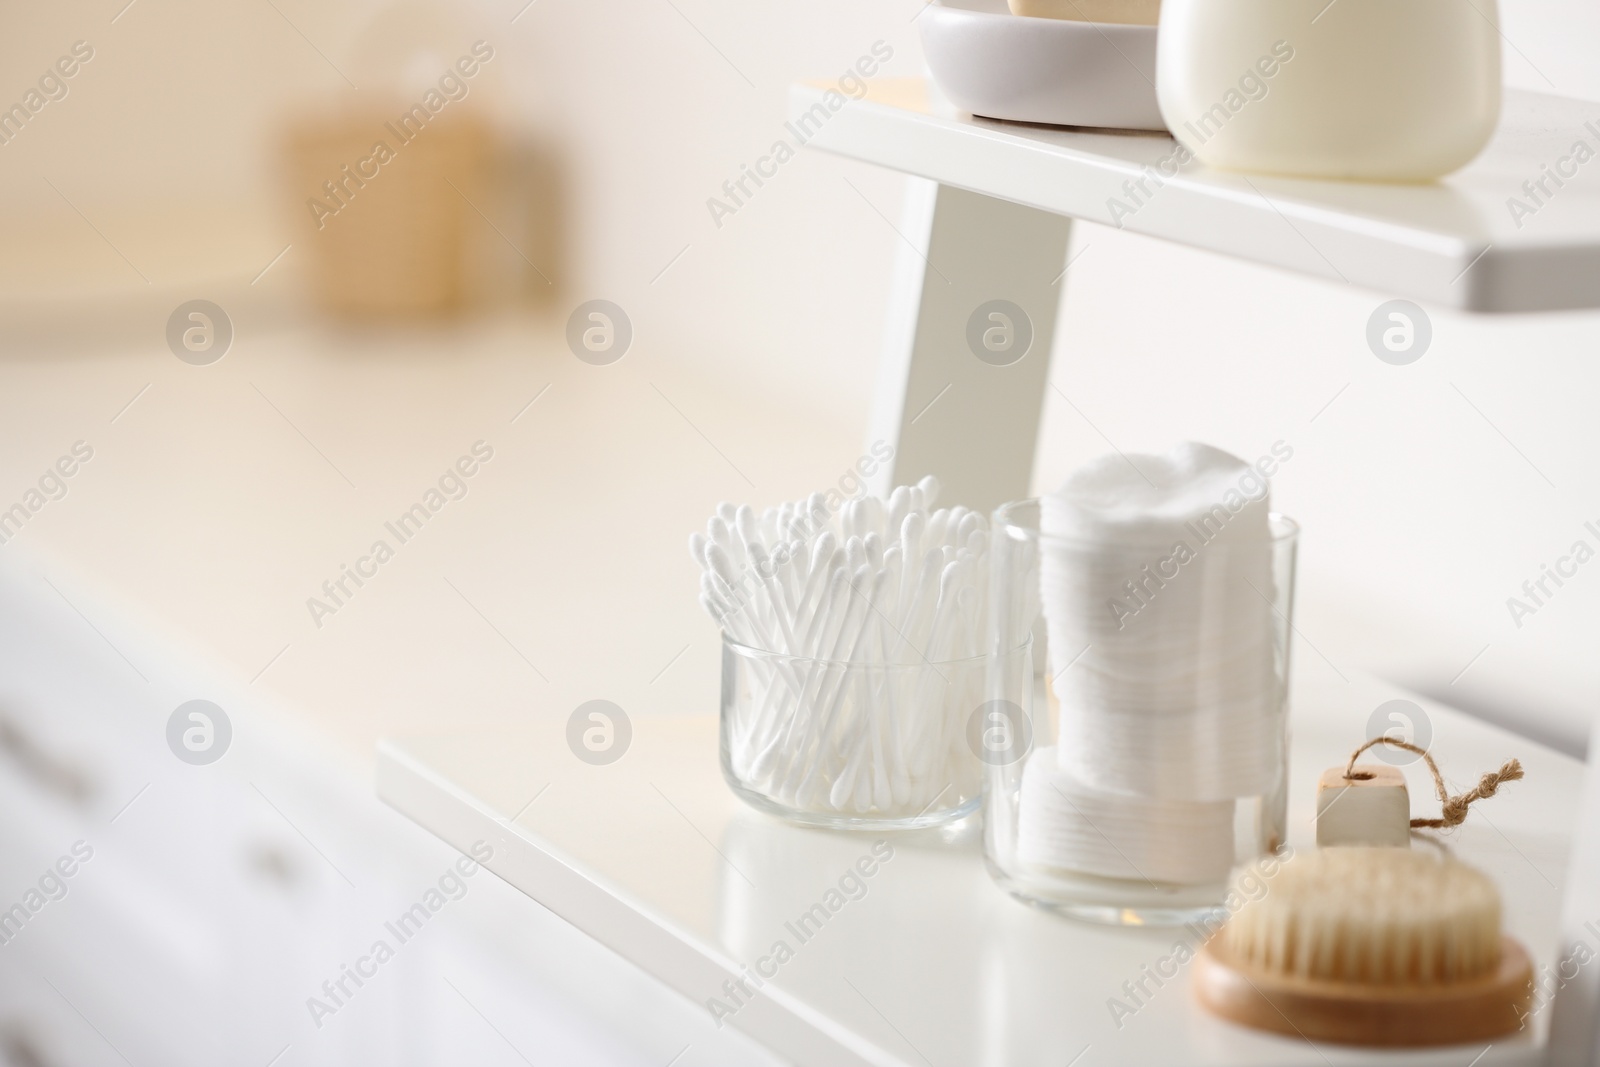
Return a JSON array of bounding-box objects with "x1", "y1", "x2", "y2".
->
[{"x1": 1156, "y1": 0, "x2": 1502, "y2": 181}]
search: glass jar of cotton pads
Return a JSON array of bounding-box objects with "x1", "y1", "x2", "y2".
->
[
  {"x1": 983, "y1": 496, "x2": 1298, "y2": 925},
  {"x1": 1156, "y1": 0, "x2": 1501, "y2": 180}
]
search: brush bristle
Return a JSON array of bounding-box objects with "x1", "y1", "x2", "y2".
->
[{"x1": 1224, "y1": 848, "x2": 1502, "y2": 985}]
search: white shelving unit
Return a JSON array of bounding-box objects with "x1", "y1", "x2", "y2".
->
[{"x1": 377, "y1": 76, "x2": 1600, "y2": 1067}]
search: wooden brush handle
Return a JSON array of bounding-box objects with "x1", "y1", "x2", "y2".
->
[{"x1": 1194, "y1": 935, "x2": 1533, "y2": 1046}]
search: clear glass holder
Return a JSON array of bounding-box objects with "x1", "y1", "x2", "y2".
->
[
  {"x1": 984, "y1": 499, "x2": 1299, "y2": 926},
  {"x1": 720, "y1": 634, "x2": 1026, "y2": 831}
]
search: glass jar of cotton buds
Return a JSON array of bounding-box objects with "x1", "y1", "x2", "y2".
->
[
  {"x1": 983, "y1": 445, "x2": 1299, "y2": 925},
  {"x1": 702, "y1": 478, "x2": 1011, "y2": 830}
]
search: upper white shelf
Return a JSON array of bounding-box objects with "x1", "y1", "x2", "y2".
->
[{"x1": 792, "y1": 79, "x2": 1600, "y2": 312}]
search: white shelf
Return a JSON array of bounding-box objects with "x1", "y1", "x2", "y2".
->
[
  {"x1": 378, "y1": 671, "x2": 1581, "y2": 1067},
  {"x1": 791, "y1": 79, "x2": 1600, "y2": 312}
]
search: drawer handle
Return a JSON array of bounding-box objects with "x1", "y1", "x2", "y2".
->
[
  {"x1": 4, "y1": 1025, "x2": 64, "y2": 1067},
  {"x1": 0, "y1": 715, "x2": 96, "y2": 808}
]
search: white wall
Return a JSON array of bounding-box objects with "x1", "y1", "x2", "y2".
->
[{"x1": 3, "y1": 0, "x2": 1596, "y2": 750}]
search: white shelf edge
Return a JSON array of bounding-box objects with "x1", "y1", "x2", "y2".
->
[{"x1": 791, "y1": 81, "x2": 1600, "y2": 313}]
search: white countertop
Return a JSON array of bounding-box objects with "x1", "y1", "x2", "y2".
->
[
  {"x1": 0, "y1": 308, "x2": 832, "y2": 1067},
  {"x1": 0, "y1": 309, "x2": 864, "y2": 775}
]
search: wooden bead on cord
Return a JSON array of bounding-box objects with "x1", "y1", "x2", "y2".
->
[
  {"x1": 1316, "y1": 763, "x2": 1410, "y2": 847},
  {"x1": 1314, "y1": 736, "x2": 1525, "y2": 848}
]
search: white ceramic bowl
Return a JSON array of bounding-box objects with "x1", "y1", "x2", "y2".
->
[{"x1": 919, "y1": 0, "x2": 1164, "y2": 131}]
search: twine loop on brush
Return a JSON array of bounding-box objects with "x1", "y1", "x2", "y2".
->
[{"x1": 1344, "y1": 737, "x2": 1524, "y2": 829}]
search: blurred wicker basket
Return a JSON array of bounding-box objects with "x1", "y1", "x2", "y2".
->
[{"x1": 284, "y1": 107, "x2": 553, "y2": 318}]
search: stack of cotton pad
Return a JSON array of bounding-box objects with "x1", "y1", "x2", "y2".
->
[
  {"x1": 1018, "y1": 443, "x2": 1280, "y2": 884},
  {"x1": 1016, "y1": 747, "x2": 1236, "y2": 884},
  {"x1": 1041, "y1": 442, "x2": 1279, "y2": 799}
]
